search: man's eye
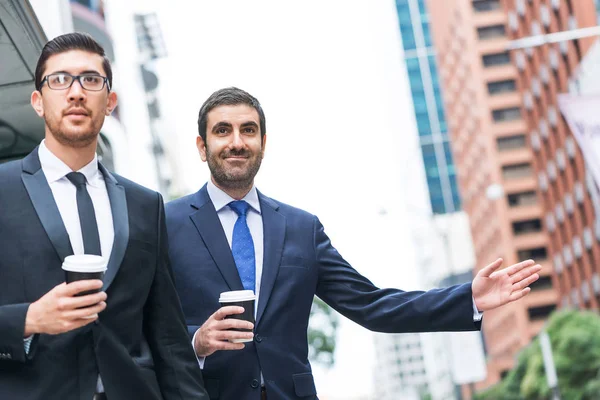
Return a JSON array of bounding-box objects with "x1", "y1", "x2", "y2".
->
[
  {"x1": 50, "y1": 74, "x2": 68, "y2": 84},
  {"x1": 243, "y1": 127, "x2": 256, "y2": 133},
  {"x1": 217, "y1": 128, "x2": 228, "y2": 134},
  {"x1": 83, "y1": 76, "x2": 101, "y2": 83}
]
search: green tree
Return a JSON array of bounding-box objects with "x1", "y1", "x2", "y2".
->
[
  {"x1": 308, "y1": 297, "x2": 338, "y2": 367},
  {"x1": 475, "y1": 310, "x2": 600, "y2": 400}
]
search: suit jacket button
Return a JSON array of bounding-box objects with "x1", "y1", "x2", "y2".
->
[
  {"x1": 251, "y1": 379, "x2": 259, "y2": 389},
  {"x1": 254, "y1": 334, "x2": 262, "y2": 343}
]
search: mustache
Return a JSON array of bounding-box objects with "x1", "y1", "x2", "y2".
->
[
  {"x1": 64, "y1": 105, "x2": 91, "y2": 115},
  {"x1": 222, "y1": 149, "x2": 250, "y2": 158}
]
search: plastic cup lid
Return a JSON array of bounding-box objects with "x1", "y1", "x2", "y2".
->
[
  {"x1": 219, "y1": 290, "x2": 255, "y2": 303},
  {"x1": 61, "y1": 254, "x2": 107, "y2": 273}
]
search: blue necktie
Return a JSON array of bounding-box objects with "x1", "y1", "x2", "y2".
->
[
  {"x1": 229, "y1": 201, "x2": 256, "y2": 292},
  {"x1": 66, "y1": 172, "x2": 102, "y2": 255}
]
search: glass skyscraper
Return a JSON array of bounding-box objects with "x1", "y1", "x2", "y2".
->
[{"x1": 396, "y1": 0, "x2": 461, "y2": 214}]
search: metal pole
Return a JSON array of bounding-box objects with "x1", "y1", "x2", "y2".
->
[{"x1": 540, "y1": 331, "x2": 561, "y2": 400}]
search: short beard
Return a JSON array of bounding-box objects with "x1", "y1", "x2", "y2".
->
[
  {"x1": 206, "y1": 146, "x2": 262, "y2": 191},
  {"x1": 50, "y1": 128, "x2": 98, "y2": 148},
  {"x1": 44, "y1": 109, "x2": 100, "y2": 149}
]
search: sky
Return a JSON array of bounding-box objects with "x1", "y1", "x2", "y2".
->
[{"x1": 121, "y1": 0, "x2": 427, "y2": 398}]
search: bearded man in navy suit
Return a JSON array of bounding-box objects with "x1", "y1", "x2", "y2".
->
[{"x1": 166, "y1": 87, "x2": 541, "y2": 400}]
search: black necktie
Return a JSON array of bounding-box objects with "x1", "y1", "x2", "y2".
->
[{"x1": 66, "y1": 172, "x2": 102, "y2": 255}]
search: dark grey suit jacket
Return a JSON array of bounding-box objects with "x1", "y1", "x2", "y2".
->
[{"x1": 0, "y1": 148, "x2": 208, "y2": 400}]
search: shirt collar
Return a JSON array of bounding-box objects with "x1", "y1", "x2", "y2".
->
[
  {"x1": 207, "y1": 179, "x2": 261, "y2": 215},
  {"x1": 38, "y1": 140, "x2": 102, "y2": 187}
]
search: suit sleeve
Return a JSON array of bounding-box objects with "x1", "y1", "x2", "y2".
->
[
  {"x1": 0, "y1": 303, "x2": 38, "y2": 363},
  {"x1": 313, "y1": 217, "x2": 481, "y2": 333},
  {"x1": 144, "y1": 193, "x2": 209, "y2": 400}
]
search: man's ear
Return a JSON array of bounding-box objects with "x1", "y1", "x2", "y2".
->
[
  {"x1": 196, "y1": 136, "x2": 208, "y2": 162},
  {"x1": 261, "y1": 133, "x2": 267, "y2": 158},
  {"x1": 31, "y1": 91, "x2": 44, "y2": 117},
  {"x1": 106, "y1": 91, "x2": 118, "y2": 115}
]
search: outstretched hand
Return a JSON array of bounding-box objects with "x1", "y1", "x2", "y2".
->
[{"x1": 472, "y1": 258, "x2": 541, "y2": 312}]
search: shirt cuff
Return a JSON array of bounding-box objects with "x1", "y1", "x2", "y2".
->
[
  {"x1": 191, "y1": 330, "x2": 205, "y2": 369},
  {"x1": 23, "y1": 335, "x2": 34, "y2": 355},
  {"x1": 472, "y1": 297, "x2": 483, "y2": 322}
]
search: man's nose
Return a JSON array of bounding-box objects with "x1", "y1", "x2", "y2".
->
[
  {"x1": 231, "y1": 131, "x2": 244, "y2": 148},
  {"x1": 67, "y1": 79, "x2": 86, "y2": 102}
]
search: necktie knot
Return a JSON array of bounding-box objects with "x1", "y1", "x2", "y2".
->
[
  {"x1": 66, "y1": 171, "x2": 87, "y2": 187},
  {"x1": 229, "y1": 200, "x2": 250, "y2": 217}
]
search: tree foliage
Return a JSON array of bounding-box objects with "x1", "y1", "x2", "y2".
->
[
  {"x1": 308, "y1": 297, "x2": 338, "y2": 367},
  {"x1": 475, "y1": 310, "x2": 600, "y2": 400}
]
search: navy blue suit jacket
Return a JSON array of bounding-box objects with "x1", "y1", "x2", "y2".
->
[
  {"x1": 166, "y1": 185, "x2": 481, "y2": 400},
  {"x1": 0, "y1": 149, "x2": 207, "y2": 400}
]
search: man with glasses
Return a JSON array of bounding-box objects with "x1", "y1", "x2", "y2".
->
[{"x1": 0, "y1": 33, "x2": 208, "y2": 399}]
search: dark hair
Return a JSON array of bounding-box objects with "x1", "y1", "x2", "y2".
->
[
  {"x1": 35, "y1": 32, "x2": 112, "y2": 91},
  {"x1": 197, "y1": 87, "x2": 266, "y2": 142}
]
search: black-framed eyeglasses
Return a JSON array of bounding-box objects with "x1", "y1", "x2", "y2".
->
[{"x1": 39, "y1": 73, "x2": 110, "y2": 91}]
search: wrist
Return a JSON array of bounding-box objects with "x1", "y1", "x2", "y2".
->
[{"x1": 23, "y1": 302, "x2": 39, "y2": 337}]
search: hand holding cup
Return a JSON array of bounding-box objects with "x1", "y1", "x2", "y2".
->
[
  {"x1": 193, "y1": 290, "x2": 256, "y2": 357},
  {"x1": 23, "y1": 255, "x2": 108, "y2": 336}
]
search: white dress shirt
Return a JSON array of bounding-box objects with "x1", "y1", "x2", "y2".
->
[
  {"x1": 35, "y1": 140, "x2": 114, "y2": 392},
  {"x1": 38, "y1": 140, "x2": 115, "y2": 258},
  {"x1": 194, "y1": 180, "x2": 263, "y2": 369}
]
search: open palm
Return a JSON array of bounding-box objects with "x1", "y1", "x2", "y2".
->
[{"x1": 472, "y1": 258, "x2": 541, "y2": 312}]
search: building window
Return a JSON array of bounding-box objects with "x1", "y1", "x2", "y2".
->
[
  {"x1": 497, "y1": 134, "x2": 526, "y2": 151},
  {"x1": 508, "y1": 190, "x2": 537, "y2": 206},
  {"x1": 517, "y1": 247, "x2": 547, "y2": 260},
  {"x1": 512, "y1": 219, "x2": 543, "y2": 235},
  {"x1": 473, "y1": 0, "x2": 501, "y2": 12},
  {"x1": 528, "y1": 275, "x2": 554, "y2": 291},
  {"x1": 527, "y1": 304, "x2": 556, "y2": 320},
  {"x1": 502, "y1": 163, "x2": 532, "y2": 179},
  {"x1": 482, "y1": 51, "x2": 511, "y2": 67},
  {"x1": 488, "y1": 79, "x2": 517, "y2": 95},
  {"x1": 477, "y1": 24, "x2": 506, "y2": 40},
  {"x1": 492, "y1": 107, "x2": 522, "y2": 122}
]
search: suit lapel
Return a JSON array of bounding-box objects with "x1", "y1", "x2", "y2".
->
[
  {"x1": 189, "y1": 185, "x2": 244, "y2": 291},
  {"x1": 256, "y1": 192, "x2": 286, "y2": 326},
  {"x1": 21, "y1": 148, "x2": 73, "y2": 261},
  {"x1": 98, "y1": 163, "x2": 129, "y2": 291}
]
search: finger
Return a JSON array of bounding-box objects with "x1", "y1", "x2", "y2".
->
[
  {"x1": 209, "y1": 340, "x2": 246, "y2": 352},
  {"x1": 65, "y1": 301, "x2": 107, "y2": 320},
  {"x1": 213, "y1": 330, "x2": 255, "y2": 343},
  {"x1": 510, "y1": 264, "x2": 542, "y2": 284},
  {"x1": 212, "y1": 306, "x2": 246, "y2": 321},
  {"x1": 479, "y1": 258, "x2": 503, "y2": 278},
  {"x1": 513, "y1": 273, "x2": 540, "y2": 291},
  {"x1": 508, "y1": 287, "x2": 531, "y2": 302},
  {"x1": 504, "y1": 259, "x2": 536, "y2": 277},
  {"x1": 214, "y1": 319, "x2": 254, "y2": 331},
  {"x1": 60, "y1": 291, "x2": 107, "y2": 310},
  {"x1": 212, "y1": 328, "x2": 255, "y2": 341},
  {"x1": 62, "y1": 280, "x2": 104, "y2": 296},
  {"x1": 56, "y1": 314, "x2": 98, "y2": 334}
]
